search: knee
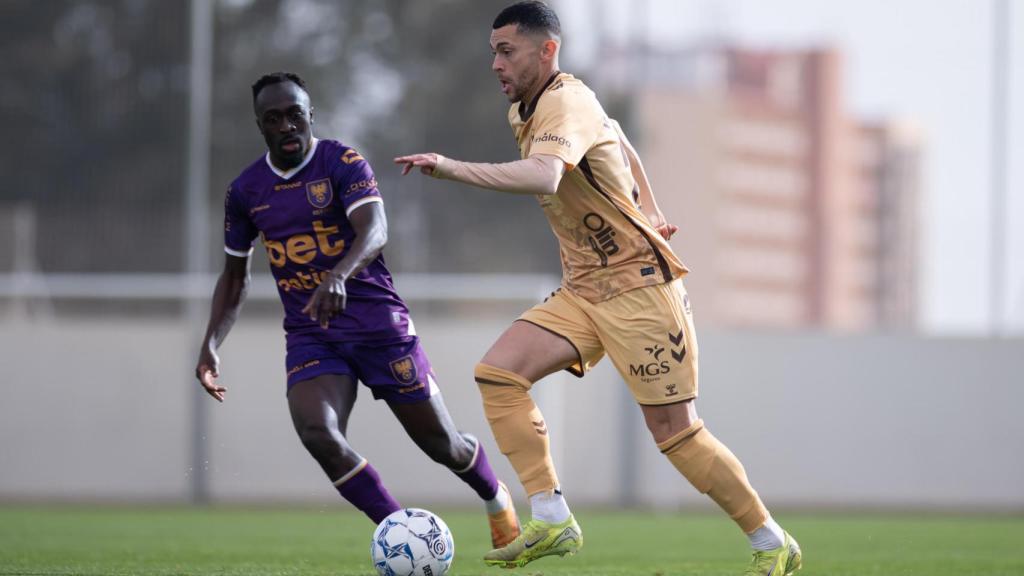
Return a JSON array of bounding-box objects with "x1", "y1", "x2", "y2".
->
[
  {"x1": 422, "y1": 431, "x2": 474, "y2": 469},
  {"x1": 297, "y1": 423, "x2": 344, "y2": 458},
  {"x1": 475, "y1": 364, "x2": 536, "y2": 421},
  {"x1": 475, "y1": 363, "x2": 532, "y2": 393},
  {"x1": 647, "y1": 418, "x2": 690, "y2": 445},
  {"x1": 643, "y1": 400, "x2": 699, "y2": 444}
]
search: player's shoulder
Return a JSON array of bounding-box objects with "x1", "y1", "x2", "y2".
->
[
  {"x1": 316, "y1": 139, "x2": 379, "y2": 199},
  {"x1": 536, "y1": 72, "x2": 600, "y2": 114},
  {"x1": 317, "y1": 138, "x2": 370, "y2": 170},
  {"x1": 550, "y1": 72, "x2": 590, "y2": 94},
  {"x1": 230, "y1": 154, "x2": 271, "y2": 195}
]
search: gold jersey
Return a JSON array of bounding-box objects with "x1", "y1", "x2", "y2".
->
[{"x1": 509, "y1": 72, "x2": 688, "y2": 302}]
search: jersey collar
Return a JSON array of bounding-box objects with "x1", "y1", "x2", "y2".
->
[
  {"x1": 518, "y1": 71, "x2": 562, "y2": 122},
  {"x1": 265, "y1": 137, "x2": 319, "y2": 180}
]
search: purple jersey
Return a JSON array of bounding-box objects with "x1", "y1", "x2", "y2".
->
[{"x1": 224, "y1": 138, "x2": 412, "y2": 342}]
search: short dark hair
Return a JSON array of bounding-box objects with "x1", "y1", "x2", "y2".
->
[
  {"x1": 493, "y1": 1, "x2": 561, "y2": 37},
  {"x1": 251, "y1": 72, "x2": 308, "y2": 103}
]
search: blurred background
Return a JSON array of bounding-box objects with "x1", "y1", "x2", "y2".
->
[{"x1": 0, "y1": 0, "x2": 1021, "y2": 513}]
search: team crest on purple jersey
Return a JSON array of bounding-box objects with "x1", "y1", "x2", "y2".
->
[
  {"x1": 390, "y1": 356, "x2": 417, "y2": 385},
  {"x1": 305, "y1": 178, "x2": 333, "y2": 208}
]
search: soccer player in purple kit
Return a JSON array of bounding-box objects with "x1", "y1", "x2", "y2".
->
[{"x1": 193, "y1": 72, "x2": 521, "y2": 549}]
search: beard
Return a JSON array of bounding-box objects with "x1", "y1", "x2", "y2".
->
[{"x1": 509, "y1": 69, "x2": 540, "y2": 103}]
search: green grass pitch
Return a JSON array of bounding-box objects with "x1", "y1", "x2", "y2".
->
[{"x1": 1, "y1": 506, "x2": 1022, "y2": 575}]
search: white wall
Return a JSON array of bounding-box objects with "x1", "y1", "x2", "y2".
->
[{"x1": 1, "y1": 314, "x2": 1021, "y2": 511}]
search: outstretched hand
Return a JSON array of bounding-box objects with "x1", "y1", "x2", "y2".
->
[
  {"x1": 195, "y1": 347, "x2": 226, "y2": 402},
  {"x1": 394, "y1": 153, "x2": 440, "y2": 176}
]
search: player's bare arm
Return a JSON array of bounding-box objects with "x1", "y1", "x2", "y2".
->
[
  {"x1": 611, "y1": 119, "x2": 678, "y2": 241},
  {"x1": 393, "y1": 153, "x2": 564, "y2": 196},
  {"x1": 302, "y1": 201, "x2": 387, "y2": 329},
  {"x1": 195, "y1": 253, "x2": 251, "y2": 402}
]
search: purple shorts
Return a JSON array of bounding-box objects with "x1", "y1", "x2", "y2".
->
[{"x1": 285, "y1": 333, "x2": 437, "y2": 404}]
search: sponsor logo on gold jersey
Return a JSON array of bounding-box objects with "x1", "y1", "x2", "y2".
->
[
  {"x1": 583, "y1": 213, "x2": 619, "y2": 267},
  {"x1": 533, "y1": 132, "x2": 572, "y2": 148}
]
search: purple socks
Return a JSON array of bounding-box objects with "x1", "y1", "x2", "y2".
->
[
  {"x1": 334, "y1": 461, "x2": 401, "y2": 524},
  {"x1": 453, "y1": 437, "x2": 500, "y2": 501},
  {"x1": 336, "y1": 437, "x2": 500, "y2": 525}
]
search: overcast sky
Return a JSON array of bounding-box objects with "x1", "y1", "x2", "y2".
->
[{"x1": 558, "y1": 0, "x2": 1023, "y2": 336}]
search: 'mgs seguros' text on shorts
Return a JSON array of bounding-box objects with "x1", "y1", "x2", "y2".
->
[{"x1": 519, "y1": 278, "x2": 698, "y2": 405}]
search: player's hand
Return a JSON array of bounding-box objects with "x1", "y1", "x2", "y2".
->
[
  {"x1": 195, "y1": 346, "x2": 226, "y2": 402},
  {"x1": 655, "y1": 222, "x2": 679, "y2": 241},
  {"x1": 302, "y1": 271, "x2": 347, "y2": 329},
  {"x1": 644, "y1": 208, "x2": 678, "y2": 241},
  {"x1": 394, "y1": 153, "x2": 440, "y2": 176}
]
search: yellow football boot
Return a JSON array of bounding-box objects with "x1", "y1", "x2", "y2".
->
[
  {"x1": 483, "y1": 514, "x2": 582, "y2": 568},
  {"x1": 745, "y1": 531, "x2": 802, "y2": 576}
]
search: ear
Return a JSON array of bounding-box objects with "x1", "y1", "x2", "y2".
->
[
  {"x1": 541, "y1": 38, "x2": 559, "y2": 62},
  {"x1": 309, "y1": 106, "x2": 314, "y2": 125}
]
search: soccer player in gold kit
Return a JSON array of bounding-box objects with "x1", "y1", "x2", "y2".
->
[{"x1": 396, "y1": 2, "x2": 802, "y2": 574}]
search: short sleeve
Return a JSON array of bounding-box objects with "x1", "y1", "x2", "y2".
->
[
  {"x1": 527, "y1": 87, "x2": 605, "y2": 170},
  {"x1": 333, "y1": 147, "x2": 383, "y2": 218},
  {"x1": 223, "y1": 183, "x2": 257, "y2": 257}
]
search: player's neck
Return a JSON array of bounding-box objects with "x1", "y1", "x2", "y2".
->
[
  {"x1": 521, "y1": 67, "x2": 560, "y2": 108},
  {"x1": 269, "y1": 153, "x2": 302, "y2": 172},
  {"x1": 265, "y1": 137, "x2": 319, "y2": 179},
  {"x1": 269, "y1": 139, "x2": 317, "y2": 170}
]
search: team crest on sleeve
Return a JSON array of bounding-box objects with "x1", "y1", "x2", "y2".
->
[
  {"x1": 390, "y1": 356, "x2": 418, "y2": 385},
  {"x1": 305, "y1": 178, "x2": 333, "y2": 208}
]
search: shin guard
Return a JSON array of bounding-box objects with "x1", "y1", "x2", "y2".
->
[
  {"x1": 658, "y1": 419, "x2": 769, "y2": 533},
  {"x1": 475, "y1": 363, "x2": 558, "y2": 496}
]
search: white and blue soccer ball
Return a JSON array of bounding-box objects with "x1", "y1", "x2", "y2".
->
[{"x1": 371, "y1": 508, "x2": 454, "y2": 576}]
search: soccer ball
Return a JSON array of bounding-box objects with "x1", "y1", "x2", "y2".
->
[{"x1": 371, "y1": 508, "x2": 454, "y2": 576}]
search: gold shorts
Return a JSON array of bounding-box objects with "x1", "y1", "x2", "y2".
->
[{"x1": 519, "y1": 278, "x2": 698, "y2": 405}]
